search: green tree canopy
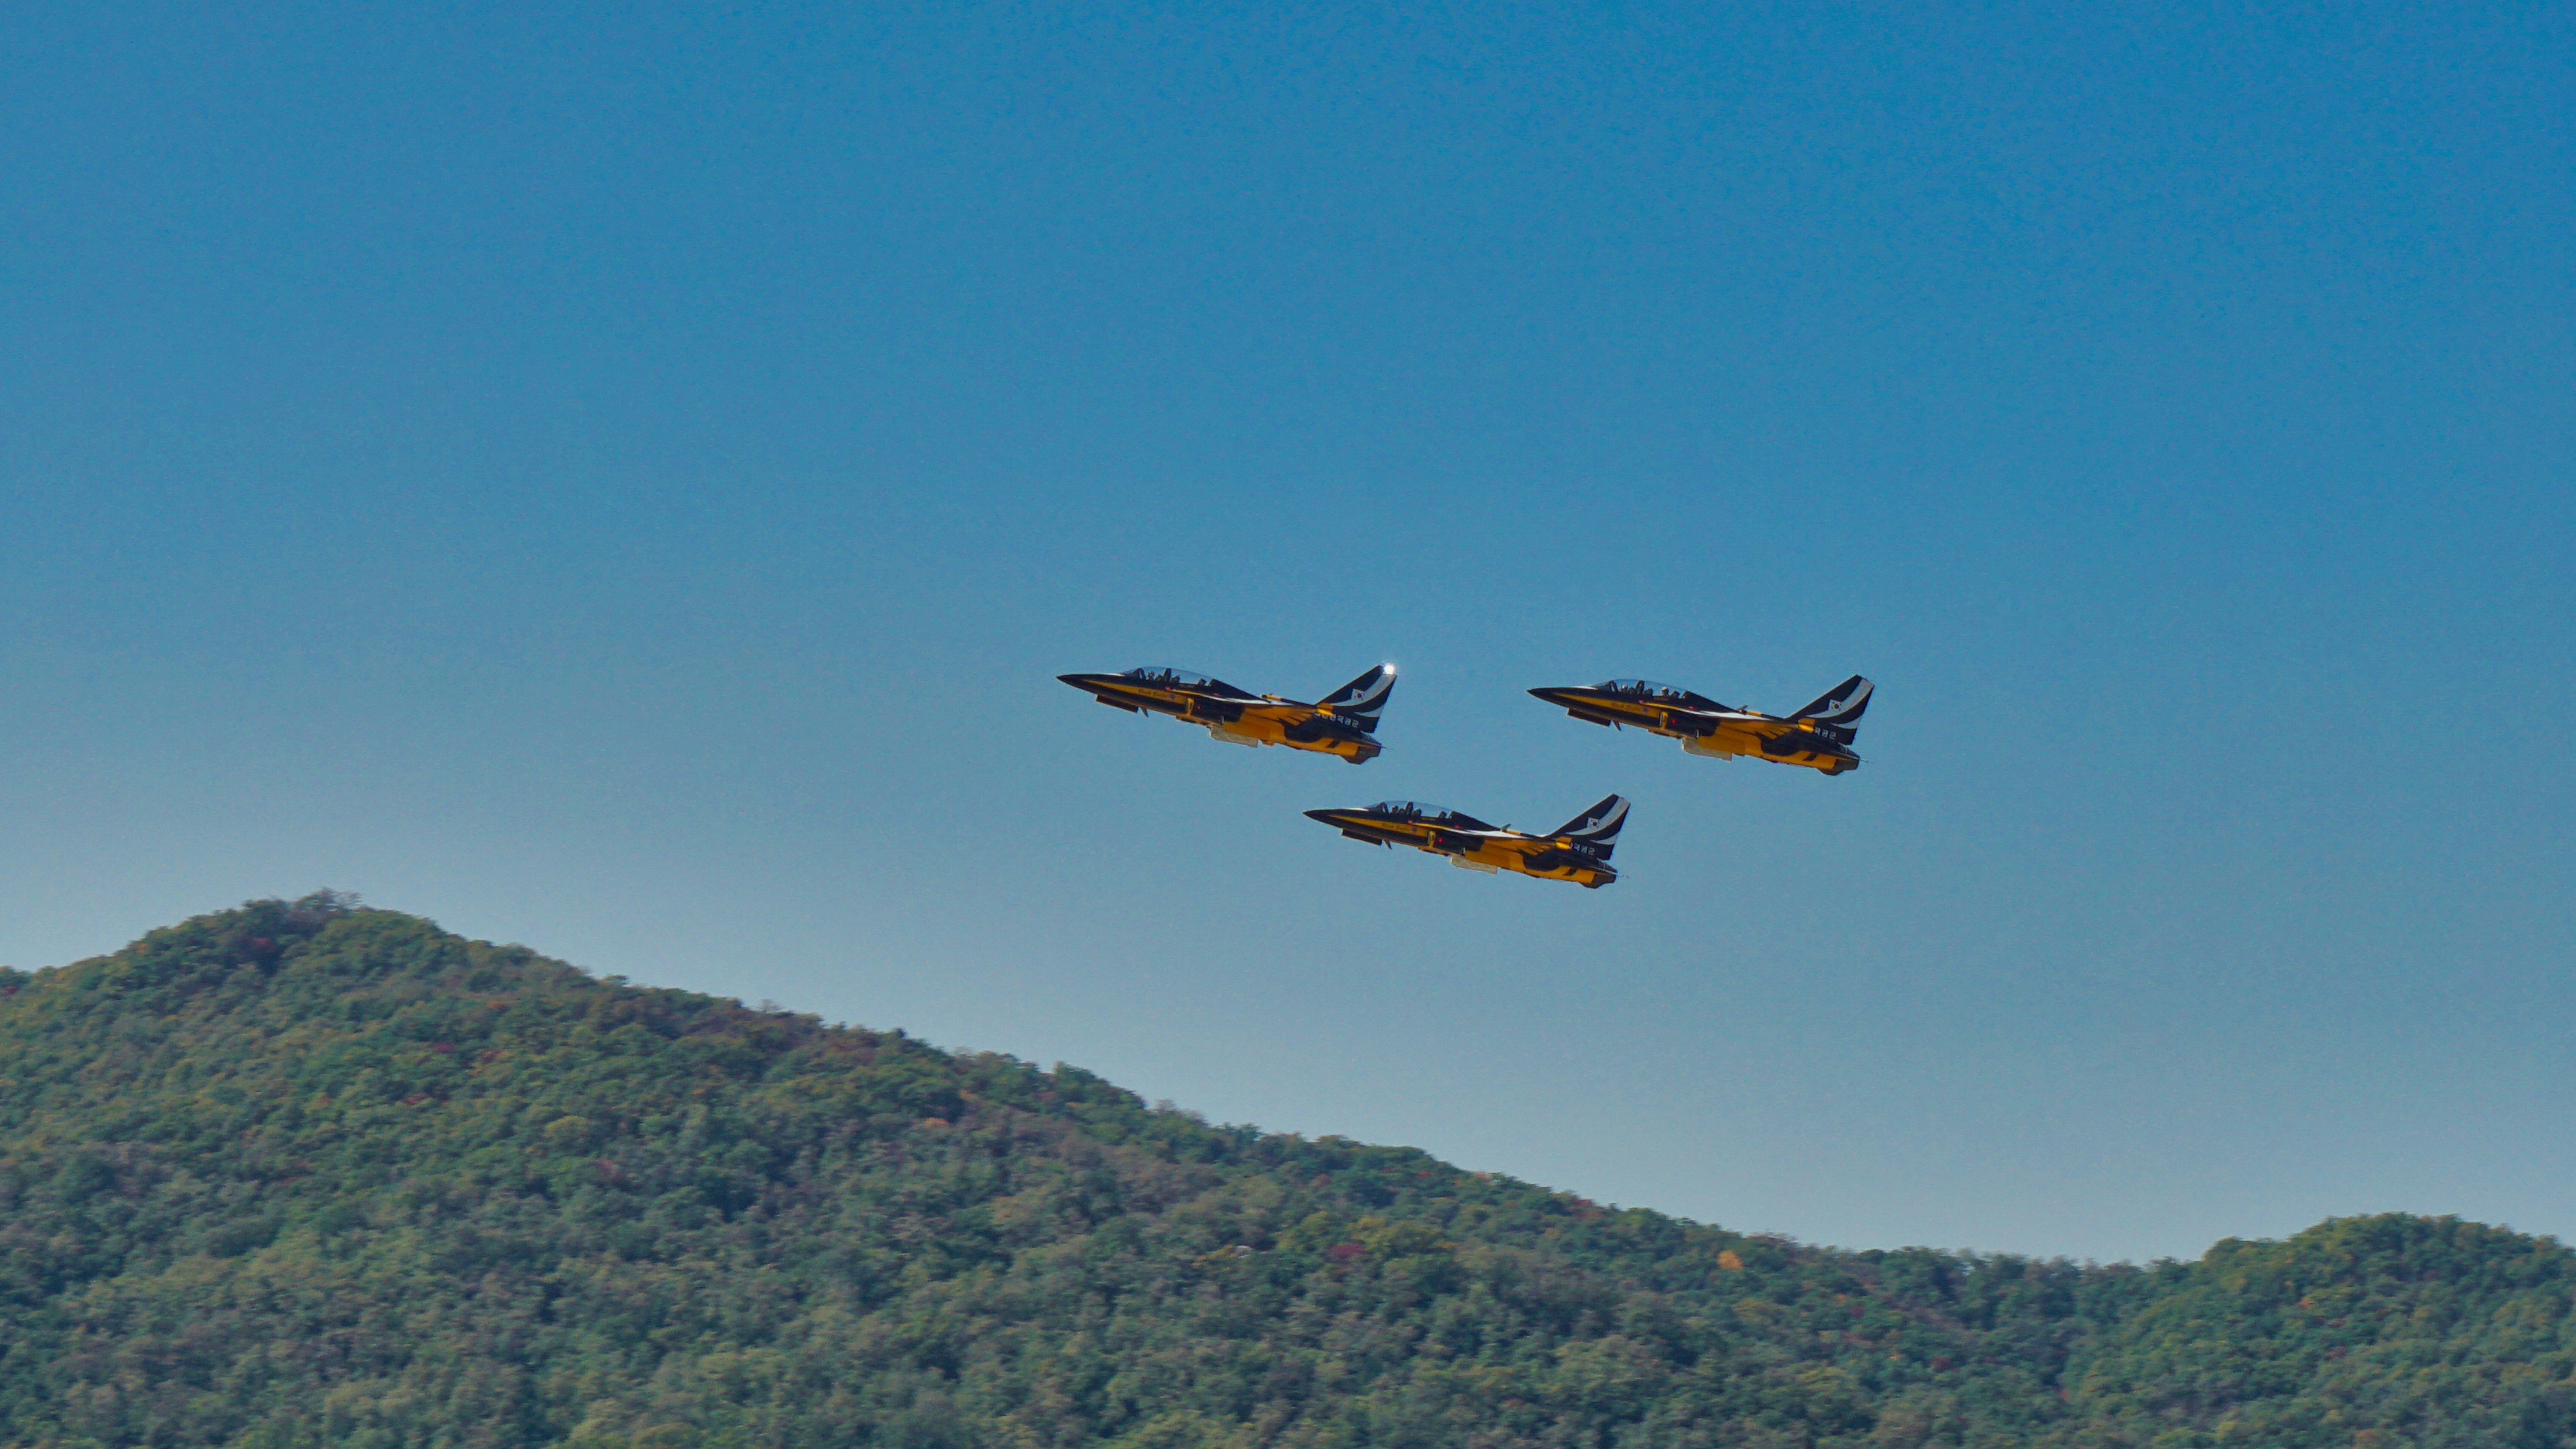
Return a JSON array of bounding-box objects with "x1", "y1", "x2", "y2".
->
[{"x1": 0, "y1": 898, "x2": 2567, "y2": 1447}]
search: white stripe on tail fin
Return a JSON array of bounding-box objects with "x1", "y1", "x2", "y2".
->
[
  {"x1": 1546, "y1": 794, "x2": 1630, "y2": 858},
  {"x1": 1319, "y1": 664, "x2": 1397, "y2": 734},
  {"x1": 1791, "y1": 676, "x2": 1872, "y2": 731}
]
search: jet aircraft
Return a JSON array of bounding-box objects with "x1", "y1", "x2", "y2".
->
[
  {"x1": 1057, "y1": 663, "x2": 1396, "y2": 763},
  {"x1": 1303, "y1": 794, "x2": 1630, "y2": 888},
  {"x1": 1527, "y1": 675, "x2": 1874, "y2": 775}
]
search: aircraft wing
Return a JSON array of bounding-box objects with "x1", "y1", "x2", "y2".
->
[
  {"x1": 1349, "y1": 818, "x2": 1445, "y2": 848},
  {"x1": 1695, "y1": 710, "x2": 1801, "y2": 735},
  {"x1": 1239, "y1": 698, "x2": 1384, "y2": 743},
  {"x1": 1156, "y1": 684, "x2": 1275, "y2": 712},
  {"x1": 1448, "y1": 828, "x2": 1548, "y2": 855},
  {"x1": 1377, "y1": 821, "x2": 1533, "y2": 854}
]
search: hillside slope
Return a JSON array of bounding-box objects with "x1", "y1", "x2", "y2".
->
[{"x1": 0, "y1": 897, "x2": 2567, "y2": 1448}]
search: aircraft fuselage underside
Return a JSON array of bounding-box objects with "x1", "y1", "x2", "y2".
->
[
  {"x1": 1079, "y1": 681, "x2": 1382, "y2": 763},
  {"x1": 1327, "y1": 821, "x2": 1615, "y2": 888},
  {"x1": 1562, "y1": 702, "x2": 1857, "y2": 775}
]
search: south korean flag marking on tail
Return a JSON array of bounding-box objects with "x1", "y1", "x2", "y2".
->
[
  {"x1": 1548, "y1": 794, "x2": 1631, "y2": 857},
  {"x1": 1321, "y1": 664, "x2": 1397, "y2": 733},
  {"x1": 1792, "y1": 676, "x2": 1873, "y2": 727},
  {"x1": 1817, "y1": 678, "x2": 1871, "y2": 721},
  {"x1": 1567, "y1": 797, "x2": 1627, "y2": 839}
]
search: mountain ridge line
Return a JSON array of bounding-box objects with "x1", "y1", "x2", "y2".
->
[{"x1": 0, "y1": 894, "x2": 2566, "y2": 1447}]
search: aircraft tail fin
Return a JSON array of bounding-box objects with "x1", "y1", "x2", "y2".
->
[
  {"x1": 1790, "y1": 675, "x2": 1872, "y2": 740},
  {"x1": 1319, "y1": 664, "x2": 1397, "y2": 734},
  {"x1": 1546, "y1": 794, "x2": 1631, "y2": 858}
]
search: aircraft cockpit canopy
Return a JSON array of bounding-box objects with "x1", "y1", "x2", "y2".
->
[
  {"x1": 1123, "y1": 666, "x2": 1246, "y2": 695},
  {"x1": 1595, "y1": 678, "x2": 1719, "y2": 708},
  {"x1": 1369, "y1": 801, "x2": 1497, "y2": 831}
]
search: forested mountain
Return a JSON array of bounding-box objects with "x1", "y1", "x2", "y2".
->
[{"x1": 0, "y1": 898, "x2": 2568, "y2": 1448}]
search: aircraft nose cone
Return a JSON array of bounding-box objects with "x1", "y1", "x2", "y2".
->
[
  {"x1": 1528, "y1": 686, "x2": 1574, "y2": 706},
  {"x1": 1303, "y1": 809, "x2": 1350, "y2": 825},
  {"x1": 1058, "y1": 673, "x2": 1105, "y2": 689}
]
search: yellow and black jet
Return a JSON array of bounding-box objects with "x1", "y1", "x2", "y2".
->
[
  {"x1": 1057, "y1": 663, "x2": 1396, "y2": 764},
  {"x1": 1303, "y1": 794, "x2": 1630, "y2": 888},
  {"x1": 1527, "y1": 675, "x2": 1873, "y2": 776}
]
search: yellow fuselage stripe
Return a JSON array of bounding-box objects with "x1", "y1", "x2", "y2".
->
[
  {"x1": 1350, "y1": 821, "x2": 1608, "y2": 886},
  {"x1": 1558, "y1": 696, "x2": 1848, "y2": 773},
  {"x1": 1099, "y1": 685, "x2": 1371, "y2": 758}
]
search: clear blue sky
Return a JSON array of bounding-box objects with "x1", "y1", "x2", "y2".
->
[{"x1": 3, "y1": 0, "x2": 2569, "y2": 1261}]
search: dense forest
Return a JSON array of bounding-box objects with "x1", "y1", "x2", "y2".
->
[{"x1": 0, "y1": 898, "x2": 2567, "y2": 1448}]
